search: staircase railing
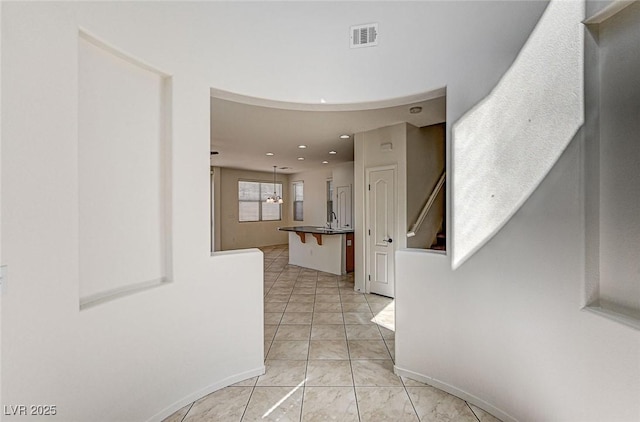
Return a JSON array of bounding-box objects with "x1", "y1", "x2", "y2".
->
[{"x1": 407, "y1": 171, "x2": 446, "y2": 238}]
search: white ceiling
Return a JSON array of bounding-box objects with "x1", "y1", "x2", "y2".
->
[{"x1": 210, "y1": 91, "x2": 446, "y2": 174}]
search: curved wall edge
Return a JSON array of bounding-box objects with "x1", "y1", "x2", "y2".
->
[
  {"x1": 395, "y1": 134, "x2": 640, "y2": 421},
  {"x1": 394, "y1": 366, "x2": 516, "y2": 422},
  {"x1": 147, "y1": 365, "x2": 265, "y2": 422},
  {"x1": 11, "y1": 2, "x2": 637, "y2": 421},
  {"x1": 209, "y1": 87, "x2": 447, "y2": 113}
]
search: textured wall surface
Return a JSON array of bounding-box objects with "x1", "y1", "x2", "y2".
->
[
  {"x1": 452, "y1": 0, "x2": 584, "y2": 268},
  {"x1": 397, "y1": 2, "x2": 640, "y2": 422},
  {"x1": 3, "y1": 1, "x2": 638, "y2": 422}
]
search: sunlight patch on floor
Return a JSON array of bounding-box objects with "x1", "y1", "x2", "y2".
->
[{"x1": 262, "y1": 379, "x2": 306, "y2": 419}]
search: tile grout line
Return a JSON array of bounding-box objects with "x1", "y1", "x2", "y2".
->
[
  {"x1": 178, "y1": 402, "x2": 194, "y2": 422},
  {"x1": 339, "y1": 275, "x2": 362, "y2": 422},
  {"x1": 260, "y1": 245, "x2": 293, "y2": 421},
  {"x1": 466, "y1": 401, "x2": 482, "y2": 422},
  {"x1": 260, "y1": 246, "x2": 364, "y2": 422},
  {"x1": 402, "y1": 377, "x2": 422, "y2": 422},
  {"x1": 266, "y1": 249, "x2": 295, "y2": 355},
  {"x1": 238, "y1": 379, "x2": 257, "y2": 422},
  {"x1": 171, "y1": 245, "x2": 499, "y2": 422},
  {"x1": 368, "y1": 293, "x2": 419, "y2": 421},
  {"x1": 372, "y1": 296, "x2": 396, "y2": 363},
  {"x1": 251, "y1": 246, "x2": 283, "y2": 422},
  {"x1": 299, "y1": 269, "x2": 317, "y2": 422}
]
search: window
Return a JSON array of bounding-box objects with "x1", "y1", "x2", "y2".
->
[
  {"x1": 293, "y1": 181, "x2": 304, "y2": 221},
  {"x1": 326, "y1": 180, "x2": 334, "y2": 223},
  {"x1": 238, "y1": 181, "x2": 282, "y2": 222}
]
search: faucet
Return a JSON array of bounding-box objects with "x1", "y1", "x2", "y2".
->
[{"x1": 327, "y1": 211, "x2": 338, "y2": 229}]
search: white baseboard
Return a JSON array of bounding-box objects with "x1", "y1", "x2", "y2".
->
[
  {"x1": 394, "y1": 365, "x2": 517, "y2": 422},
  {"x1": 147, "y1": 365, "x2": 266, "y2": 422}
]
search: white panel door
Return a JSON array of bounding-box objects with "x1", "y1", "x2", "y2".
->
[
  {"x1": 336, "y1": 185, "x2": 352, "y2": 229},
  {"x1": 367, "y1": 168, "x2": 396, "y2": 298}
]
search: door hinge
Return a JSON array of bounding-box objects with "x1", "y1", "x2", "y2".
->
[
  {"x1": 368, "y1": 229, "x2": 371, "y2": 235},
  {"x1": 368, "y1": 184, "x2": 371, "y2": 191},
  {"x1": 368, "y1": 275, "x2": 371, "y2": 281}
]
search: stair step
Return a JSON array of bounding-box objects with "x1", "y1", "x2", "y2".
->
[{"x1": 429, "y1": 231, "x2": 446, "y2": 251}]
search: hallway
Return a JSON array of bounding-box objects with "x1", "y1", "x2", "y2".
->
[{"x1": 164, "y1": 244, "x2": 499, "y2": 421}]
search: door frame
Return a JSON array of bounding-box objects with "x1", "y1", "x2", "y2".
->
[
  {"x1": 335, "y1": 184, "x2": 352, "y2": 230},
  {"x1": 365, "y1": 164, "x2": 398, "y2": 295}
]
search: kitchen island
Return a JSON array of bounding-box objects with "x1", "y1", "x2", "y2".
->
[{"x1": 278, "y1": 226, "x2": 354, "y2": 275}]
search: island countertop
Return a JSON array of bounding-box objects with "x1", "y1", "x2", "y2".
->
[
  {"x1": 278, "y1": 226, "x2": 354, "y2": 235},
  {"x1": 279, "y1": 226, "x2": 354, "y2": 274}
]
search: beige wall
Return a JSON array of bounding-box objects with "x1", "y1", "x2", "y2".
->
[
  {"x1": 289, "y1": 168, "x2": 333, "y2": 227},
  {"x1": 288, "y1": 164, "x2": 355, "y2": 229},
  {"x1": 406, "y1": 123, "x2": 446, "y2": 248},
  {"x1": 218, "y1": 167, "x2": 290, "y2": 250},
  {"x1": 218, "y1": 165, "x2": 354, "y2": 250}
]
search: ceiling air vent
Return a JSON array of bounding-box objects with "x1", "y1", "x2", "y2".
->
[{"x1": 350, "y1": 23, "x2": 378, "y2": 48}]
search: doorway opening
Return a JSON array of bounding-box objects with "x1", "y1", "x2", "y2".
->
[
  {"x1": 366, "y1": 165, "x2": 397, "y2": 298},
  {"x1": 359, "y1": 117, "x2": 447, "y2": 299}
]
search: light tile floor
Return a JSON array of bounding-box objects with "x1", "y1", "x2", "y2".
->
[{"x1": 164, "y1": 244, "x2": 501, "y2": 422}]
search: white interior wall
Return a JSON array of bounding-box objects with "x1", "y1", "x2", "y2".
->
[
  {"x1": 332, "y1": 162, "x2": 355, "y2": 192},
  {"x1": 583, "y1": 6, "x2": 601, "y2": 312},
  {"x1": 595, "y1": 1, "x2": 640, "y2": 316},
  {"x1": 2, "y1": 1, "x2": 638, "y2": 421},
  {"x1": 397, "y1": 137, "x2": 639, "y2": 422},
  {"x1": 2, "y1": 4, "x2": 266, "y2": 421},
  {"x1": 332, "y1": 162, "x2": 355, "y2": 229},
  {"x1": 354, "y1": 123, "x2": 407, "y2": 293},
  {"x1": 218, "y1": 167, "x2": 290, "y2": 250},
  {"x1": 0, "y1": 2, "x2": 3, "y2": 412},
  {"x1": 78, "y1": 34, "x2": 170, "y2": 303},
  {"x1": 288, "y1": 232, "x2": 345, "y2": 276},
  {"x1": 396, "y1": 2, "x2": 640, "y2": 421},
  {"x1": 289, "y1": 168, "x2": 333, "y2": 227}
]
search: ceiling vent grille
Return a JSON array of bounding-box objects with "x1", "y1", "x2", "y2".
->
[{"x1": 350, "y1": 23, "x2": 378, "y2": 48}]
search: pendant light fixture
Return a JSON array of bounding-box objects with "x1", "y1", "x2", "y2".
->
[{"x1": 265, "y1": 165, "x2": 283, "y2": 204}]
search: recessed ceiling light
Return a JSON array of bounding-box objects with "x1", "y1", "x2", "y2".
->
[
  {"x1": 329, "y1": 151, "x2": 337, "y2": 155},
  {"x1": 298, "y1": 145, "x2": 307, "y2": 149},
  {"x1": 339, "y1": 134, "x2": 350, "y2": 139},
  {"x1": 409, "y1": 106, "x2": 423, "y2": 114},
  {"x1": 297, "y1": 157, "x2": 305, "y2": 161},
  {"x1": 266, "y1": 152, "x2": 274, "y2": 156},
  {"x1": 322, "y1": 161, "x2": 329, "y2": 164}
]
